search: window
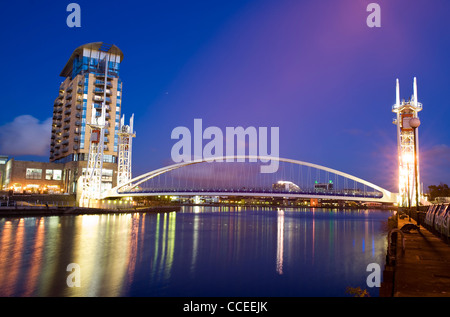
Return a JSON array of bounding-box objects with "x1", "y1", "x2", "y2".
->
[
  {"x1": 26, "y1": 168, "x2": 42, "y2": 179},
  {"x1": 46, "y1": 169, "x2": 62, "y2": 180}
]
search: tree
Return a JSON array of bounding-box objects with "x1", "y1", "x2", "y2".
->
[{"x1": 428, "y1": 183, "x2": 450, "y2": 201}]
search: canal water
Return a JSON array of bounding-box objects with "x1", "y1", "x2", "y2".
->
[{"x1": 0, "y1": 206, "x2": 393, "y2": 297}]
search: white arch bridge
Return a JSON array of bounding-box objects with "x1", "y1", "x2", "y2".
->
[{"x1": 102, "y1": 155, "x2": 397, "y2": 204}]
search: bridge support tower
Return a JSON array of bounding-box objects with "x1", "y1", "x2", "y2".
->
[{"x1": 392, "y1": 77, "x2": 422, "y2": 207}]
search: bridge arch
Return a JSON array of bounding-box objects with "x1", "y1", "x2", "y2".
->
[{"x1": 102, "y1": 155, "x2": 396, "y2": 203}]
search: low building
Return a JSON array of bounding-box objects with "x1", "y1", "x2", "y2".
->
[
  {"x1": 272, "y1": 181, "x2": 301, "y2": 192},
  {"x1": 2, "y1": 157, "x2": 117, "y2": 195}
]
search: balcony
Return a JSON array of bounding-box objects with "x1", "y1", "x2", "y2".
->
[
  {"x1": 55, "y1": 122, "x2": 62, "y2": 127},
  {"x1": 63, "y1": 132, "x2": 70, "y2": 138},
  {"x1": 56, "y1": 107, "x2": 63, "y2": 113},
  {"x1": 73, "y1": 145, "x2": 79, "y2": 150},
  {"x1": 76, "y1": 104, "x2": 82, "y2": 110},
  {"x1": 65, "y1": 101, "x2": 72, "y2": 108},
  {"x1": 64, "y1": 109, "x2": 71, "y2": 115},
  {"x1": 93, "y1": 95, "x2": 103, "y2": 102},
  {"x1": 75, "y1": 113, "x2": 81, "y2": 118},
  {"x1": 67, "y1": 86, "x2": 73, "y2": 93},
  {"x1": 62, "y1": 140, "x2": 69, "y2": 146},
  {"x1": 75, "y1": 121, "x2": 81, "y2": 126},
  {"x1": 54, "y1": 99, "x2": 62, "y2": 106},
  {"x1": 65, "y1": 93, "x2": 72, "y2": 100},
  {"x1": 64, "y1": 117, "x2": 70, "y2": 122},
  {"x1": 63, "y1": 124, "x2": 70, "y2": 131},
  {"x1": 62, "y1": 147, "x2": 68, "y2": 153},
  {"x1": 74, "y1": 136, "x2": 79, "y2": 142},
  {"x1": 77, "y1": 81, "x2": 83, "y2": 86}
]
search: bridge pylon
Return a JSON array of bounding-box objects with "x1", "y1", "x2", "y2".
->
[
  {"x1": 392, "y1": 77, "x2": 422, "y2": 207},
  {"x1": 117, "y1": 114, "x2": 136, "y2": 187}
]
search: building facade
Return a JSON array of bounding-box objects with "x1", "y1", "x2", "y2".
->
[
  {"x1": 2, "y1": 158, "x2": 64, "y2": 194},
  {"x1": 49, "y1": 42, "x2": 124, "y2": 195}
]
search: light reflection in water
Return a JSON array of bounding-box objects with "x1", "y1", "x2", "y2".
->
[
  {"x1": 0, "y1": 208, "x2": 391, "y2": 297},
  {"x1": 276, "y1": 209, "x2": 284, "y2": 275}
]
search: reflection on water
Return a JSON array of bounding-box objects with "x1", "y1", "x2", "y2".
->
[{"x1": 0, "y1": 207, "x2": 392, "y2": 297}]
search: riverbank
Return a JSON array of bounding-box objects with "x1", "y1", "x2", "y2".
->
[
  {"x1": 380, "y1": 211, "x2": 450, "y2": 297},
  {"x1": 0, "y1": 205, "x2": 180, "y2": 217}
]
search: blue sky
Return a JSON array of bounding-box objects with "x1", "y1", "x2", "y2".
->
[{"x1": 0, "y1": 0, "x2": 449, "y2": 193}]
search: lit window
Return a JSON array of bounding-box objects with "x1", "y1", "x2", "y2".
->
[
  {"x1": 26, "y1": 168, "x2": 42, "y2": 180},
  {"x1": 45, "y1": 169, "x2": 62, "y2": 180}
]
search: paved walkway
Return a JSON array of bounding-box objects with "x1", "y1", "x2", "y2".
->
[{"x1": 391, "y1": 216, "x2": 450, "y2": 297}]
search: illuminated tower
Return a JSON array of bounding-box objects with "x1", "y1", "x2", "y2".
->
[
  {"x1": 80, "y1": 43, "x2": 120, "y2": 202},
  {"x1": 117, "y1": 114, "x2": 136, "y2": 186},
  {"x1": 392, "y1": 77, "x2": 422, "y2": 207}
]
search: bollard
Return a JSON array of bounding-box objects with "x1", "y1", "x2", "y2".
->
[{"x1": 388, "y1": 228, "x2": 405, "y2": 259}]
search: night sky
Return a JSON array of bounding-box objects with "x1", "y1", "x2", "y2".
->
[{"x1": 1, "y1": 0, "x2": 449, "y2": 193}]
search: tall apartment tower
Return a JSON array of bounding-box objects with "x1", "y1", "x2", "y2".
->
[
  {"x1": 49, "y1": 42, "x2": 124, "y2": 195},
  {"x1": 392, "y1": 77, "x2": 422, "y2": 207}
]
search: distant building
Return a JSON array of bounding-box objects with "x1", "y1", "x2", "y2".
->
[
  {"x1": 273, "y1": 181, "x2": 301, "y2": 192},
  {"x1": 314, "y1": 181, "x2": 333, "y2": 192},
  {"x1": 0, "y1": 155, "x2": 8, "y2": 190}
]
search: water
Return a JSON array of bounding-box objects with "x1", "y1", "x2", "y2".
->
[{"x1": 0, "y1": 206, "x2": 393, "y2": 297}]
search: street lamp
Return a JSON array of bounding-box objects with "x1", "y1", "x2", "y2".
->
[{"x1": 409, "y1": 117, "x2": 421, "y2": 223}]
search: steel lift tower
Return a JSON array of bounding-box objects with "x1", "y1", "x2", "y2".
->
[
  {"x1": 80, "y1": 44, "x2": 113, "y2": 204},
  {"x1": 117, "y1": 114, "x2": 136, "y2": 186},
  {"x1": 392, "y1": 77, "x2": 422, "y2": 207}
]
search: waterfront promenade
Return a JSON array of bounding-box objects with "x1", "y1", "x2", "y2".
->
[{"x1": 384, "y1": 214, "x2": 450, "y2": 297}]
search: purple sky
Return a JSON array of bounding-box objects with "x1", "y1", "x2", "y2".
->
[{"x1": 0, "y1": 0, "x2": 449, "y2": 193}]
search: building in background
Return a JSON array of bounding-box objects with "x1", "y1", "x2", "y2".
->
[
  {"x1": 49, "y1": 42, "x2": 124, "y2": 195},
  {"x1": 2, "y1": 158, "x2": 64, "y2": 194},
  {"x1": 1, "y1": 43, "x2": 126, "y2": 196}
]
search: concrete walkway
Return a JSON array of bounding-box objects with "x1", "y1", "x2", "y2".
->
[{"x1": 391, "y1": 216, "x2": 450, "y2": 297}]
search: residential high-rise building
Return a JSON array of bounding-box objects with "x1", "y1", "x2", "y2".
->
[{"x1": 49, "y1": 42, "x2": 124, "y2": 195}]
